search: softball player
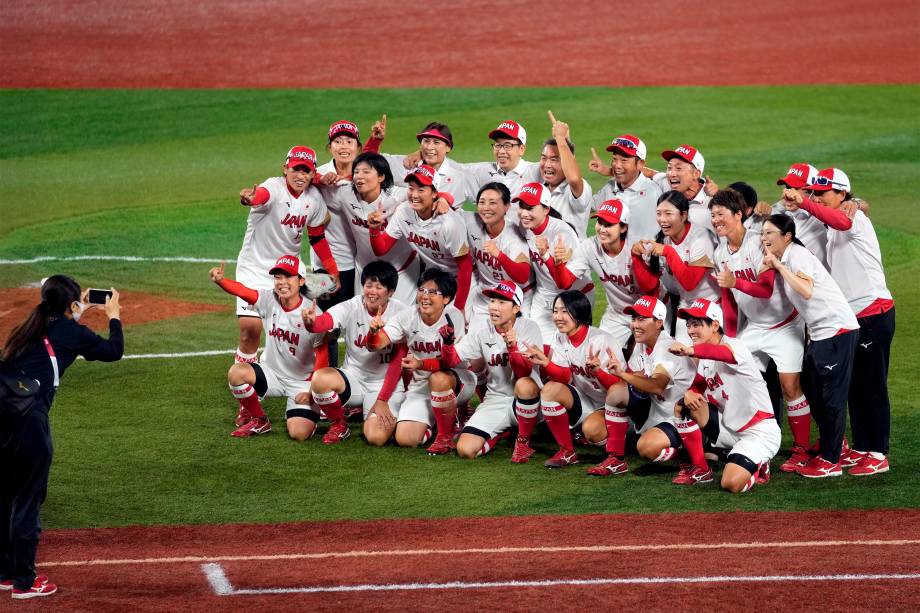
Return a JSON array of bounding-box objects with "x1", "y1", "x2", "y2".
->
[
  {"x1": 368, "y1": 164, "x2": 474, "y2": 311},
  {"x1": 518, "y1": 291, "x2": 625, "y2": 468},
  {"x1": 669, "y1": 299, "x2": 781, "y2": 493},
  {"x1": 773, "y1": 163, "x2": 828, "y2": 267},
  {"x1": 210, "y1": 255, "x2": 327, "y2": 439},
  {"x1": 709, "y1": 189, "x2": 811, "y2": 472},
  {"x1": 546, "y1": 199, "x2": 640, "y2": 347},
  {"x1": 234, "y1": 146, "x2": 339, "y2": 364},
  {"x1": 761, "y1": 214, "x2": 859, "y2": 478},
  {"x1": 303, "y1": 261, "x2": 408, "y2": 446},
  {"x1": 365, "y1": 268, "x2": 476, "y2": 453},
  {"x1": 541, "y1": 112, "x2": 593, "y2": 239},
  {"x1": 439, "y1": 281, "x2": 543, "y2": 458},
  {"x1": 588, "y1": 134, "x2": 663, "y2": 241},
  {"x1": 650, "y1": 144, "x2": 715, "y2": 241}
]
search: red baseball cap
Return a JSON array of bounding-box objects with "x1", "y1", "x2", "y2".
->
[
  {"x1": 416, "y1": 127, "x2": 453, "y2": 148},
  {"x1": 328, "y1": 120, "x2": 360, "y2": 143},
  {"x1": 483, "y1": 280, "x2": 524, "y2": 306},
  {"x1": 404, "y1": 164, "x2": 439, "y2": 188},
  {"x1": 488, "y1": 120, "x2": 527, "y2": 145},
  {"x1": 285, "y1": 146, "x2": 317, "y2": 172},
  {"x1": 592, "y1": 199, "x2": 630, "y2": 224},
  {"x1": 809, "y1": 167, "x2": 851, "y2": 193},
  {"x1": 606, "y1": 134, "x2": 647, "y2": 160},
  {"x1": 512, "y1": 182, "x2": 550, "y2": 208},
  {"x1": 677, "y1": 298, "x2": 724, "y2": 327},
  {"x1": 269, "y1": 254, "x2": 307, "y2": 278},
  {"x1": 662, "y1": 144, "x2": 705, "y2": 173},
  {"x1": 624, "y1": 295, "x2": 667, "y2": 321}
]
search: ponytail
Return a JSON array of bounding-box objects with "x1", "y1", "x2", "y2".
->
[{"x1": 1, "y1": 275, "x2": 81, "y2": 363}]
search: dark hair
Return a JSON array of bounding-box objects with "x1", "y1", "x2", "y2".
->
[
  {"x1": 650, "y1": 190, "x2": 691, "y2": 273},
  {"x1": 476, "y1": 182, "x2": 511, "y2": 205},
  {"x1": 543, "y1": 137, "x2": 576, "y2": 155},
  {"x1": 554, "y1": 290, "x2": 593, "y2": 328},
  {"x1": 351, "y1": 152, "x2": 394, "y2": 194},
  {"x1": 708, "y1": 188, "x2": 746, "y2": 218},
  {"x1": 595, "y1": 218, "x2": 628, "y2": 241},
  {"x1": 2, "y1": 275, "x2": 81, "y2": 362},
  {"x1": 405, "y1": 175, "x2": 437, "y2": 192},
  {"x1": 418, "y1": 268, "x2": 456, "y2": 301},
  {"x1": 361, "y1": 260, "x2": 398, "y2": 292},
  {"x1": 418, "y1": 121, "x2": 453, "y2": 148},
  {"x1": 727, "y1": 181, "x2": 758, "y2": 209},
  {"x1": 765, "y1": 214, "x2": 806, "y2": 247}
]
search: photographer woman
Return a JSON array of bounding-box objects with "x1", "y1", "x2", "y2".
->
[{"x1": 0, "y1": 276, "x2": 123, "y2": 599}]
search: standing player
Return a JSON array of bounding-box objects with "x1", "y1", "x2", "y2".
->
[
  {"x1": 646, "y1": 144, "x2": 715, "y2": 241},
  {"x1": 302, "y1": 261, "x2": 408, "y2": 446},
  {"x1": 541, "y1": 112, "x2": 593, "y2": 239},
  {"x1": 588, "y1": 133, "x2": 663, "y2": 241},
  {"x1": 461, "y1": 120, "x2": 542, "y2": 212},
  {"x1": 365, "y1": 269, "x2": 476, "y2": 453},
  {"x1": 518, "y1": 291, "x2": 625, "y2": 468},
  {"x1": 709, "y1": 189, "x2": 811, "y2": 471},
  {"x1": 773, "y1": 163, "x2": 828, "y2": 266},
  {"x1": 668, "y1": 299, "x2": 781, "y2": 492},
  {"x1": 546, "y1": 199, "x2": 640, "y2": 348},
  {"x1": 440, "y1": 280, "x2": 543, "y2": 458},
  {"x1": 234, "y1": 146, "x2": 339, "y2": 364},
  {"x1": 210, "y1": 255, "x2": 328, "y2": 439},
  {"x1": 368, "y1": 165, "x2": 473, "y2": 311}
]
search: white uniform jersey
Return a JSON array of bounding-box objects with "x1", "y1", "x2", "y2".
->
[
  {"x1": 383, "y1": 154, "x2": 469, "y2": 208},
  {"x1": 335, "y1": 187, "x2": 417, "y2": 272},
  {"x1": 383, "y1": 304, "x2": 467, "y2": 385},
  {"x1": 461, "y1": 159, "x2": 542, "y2": 221},
  {"x1": 253, "y1": 290, "x2": 323, "y2": 381},
  {"x1": 236, "y1": 176, "x2": 329, "y2": 287},
  {"x1": 566, "y1": 237, "x2": 640, "y2": 322},
  {"x1": 659, "y1": 222, "x2": 720, "y2": 307},
  {"x1": 326, "y1": 296, "x2": 408, "y2": 383},
  {"x1": 743, "y1": 214, "x2": 765, "y2": 234},
  {"x1": 526, "y1": 217, "x2": 588, "y2": 301},
  {"x1": 778, "y1": 243, "x2": 858, "y2": 341},
  {"x1": 627, "y1": 331, "x2": 696, "y2": 432},
  {"x1": 695, "y1": 336, "x2": 774, "y2": 433},
  {"x1": 550, "y1": 327, "x2": 625, "y2": 409},
  {"x1": 687, "y1": 192, "x2": 716, "y2": 243},
  {"x1": 772, "y1": 201, "x2": 828, "y2": 267},
  {"x1": 593, "y1": 174, "x2": 663, "y2": 242},
  {"x1": 464, "y1": 212, "x2": 530, "y2": 315},
  {"x1": 385, "y1": 204, "x2": 468, "y2": 275},
  {"x1": 312, "y1": 161, "x2": 356, "y2": 272},
  {"x1": 715, "y1": 230, "x2": 796, "y2": 329},
  {"x1": 454, "y1": 317, "x2": 543, "y2": 397},
  {"x1": 825, "y1": 210, "x2": 892, "y2": 316},
  {"x1": 545, "y1": 179, "x2": 593, "y2": 240}
]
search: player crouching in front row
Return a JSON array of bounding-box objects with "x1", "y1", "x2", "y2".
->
[
  {"x1": 210, "y1": 255, "x2": 328, "y2": 439},
  {"x1": 668, "y1": 299, "x2": 780, "y2": 492}
]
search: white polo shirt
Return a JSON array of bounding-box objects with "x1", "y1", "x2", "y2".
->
[
  {"x1": 545, "y1": 178, "x2": 593, "y2": 240},
  {"x1": 825, "y1": 210, "x2": 892, "y2": 317},
  {"x1": 593, "y1": 173, "x2": 663, "y2": 242}
]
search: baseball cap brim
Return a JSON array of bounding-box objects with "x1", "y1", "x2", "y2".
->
[
  {"x1": 287, "y1": 160, "x2": 316, "y2": 172},
  {"x1": 661, "y1": 149, "x2": 692, "y2": 164},
  {"x1": 416, "y1": 130, "x2": 452, "y2": 147},
  {"x1": 482, "y1": 288, "x2": 519, "y2": 304},
  {"x1": 488, "y1": 129, "x2": 521, "y2": 142},
  {"x1": 777, "y1": 175, "x2": 807, "y2": 188},
  {"x1": 329, "y1": 128, "x2": 360, "y2": 143},
  {"x1": 623, "y1": 304, "x2": 656, "y2": 318},
  {"x1": 405, "y1": 172, "x2": 435, "y2": 187},
  {"x1": 606, "y1": 143, "x2": 638, "y2": 157}
]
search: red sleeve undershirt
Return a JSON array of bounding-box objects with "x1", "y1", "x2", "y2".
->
[
  {"x1": 631, "y1": 254, "x2": 661, "y2": 294},
  {"x1": 369, "y1": 227, "x2": 398, "y2": 256},
  {"x1": 594, "y1": 369, "x2": 620, "y2": 390},
  {"x1": 662, "y1": 245, "x2": 708, "y2": 291},
  {"x1": 799, "y1": 198, "x2": 853, "y2": 231},
  {"x1": 242, "y1": 187, "x2": 270, "y2": 207},
  {"x1": 690, "y1": 373, "x2": 707, "y2": 394},
  {"x1": 367, "y1": 328, "x2": 389, "y2": 350},
  {"x1": 364, "y1": 137, "x2": 383, "y2": 154},
  {"x1": 376, "y1": 343, "x2": 408, "y2": 402},
  {"x1": 307, "y1": 312, "x2": 334, "y2": 334},
  {"x1": 693, "y1": 343, "x2": 737, "y2": 364},
  {"x1": 734, "y1": 268, "x2": 775, "y2": 299},
  {"x1": 498, "y1": 253, "x2": 531, "y2": 284},
  {"x1": 545, "y1": 257, "x2": 576, "y2": 290},
  {"x1": 720, "y1": 287, "x2": 739, "y2": 337},
  {"x1": 453, "y1": 253, "x2": 473, "y2": 311},
  {"x1": 438, "y1": 192, "x2": 454, "y2": 208},
  {"x1": 313, "y1": 342, "x2": 329, "y2": 372},
  {"x1": 509, "y1": 348, "x2": 532, "y2": 379},
  {"x1": 307, "y1": 225, "x2": 339, "y2": 277},
  {"x1": 440, "y1": 344, "x2": 462, "y2": 369},
  {"x1": 421, "y1": 358, "x2": 442, "y2": 372},
  {"x1": 217, "y1": 278, "x2": 259, "y2": 304},
  {"x1": 543, "y1": 361, "x2": 572, "y2": 384}
]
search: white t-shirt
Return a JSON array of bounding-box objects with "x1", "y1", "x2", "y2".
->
[
  {"x1": 326, "y1": 295, "x2": 408, "y2": 383},
  {"x1": 627, "y1": 331, "x2": 696, "y2": 433},
  {"x1": 659, "y1": 222, "x2": 720, "y2": 307},
  {"x1": 550, "y1": 327, "x2": 625, "y2": 409},
  {"x1": 545, "y1": 179, "x2": 593, "y2": 240},
  {"x1": 593, "y1": 174, "x2": 663, "y2": 242},
  {"x1": 385, "y1": 205, "x2": 468, "y2": 275},
  {"x1": 454, "y1": 317, "x2": 543, "y2": 397},
  {"x1": 566, "y1": 237, "x2": 640, "y2": 319},
  {"x1": 825, "y1": 210, "x2": 892, "y2": 316},
  {"x1": 695, "y1": 336, "x2": 773, "y2": 433},
  {"x1": 253, "y1": 290, "x2": 323, "y2": 381},
  {"x1": 383, "y1": 304, "x2": 467, "y2": 384}
]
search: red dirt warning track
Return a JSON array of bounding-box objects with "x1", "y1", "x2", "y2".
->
[
  {"x1": 31, "y1": 509, "x2": 920, "y2": 611},
  {"x1": 2, "y1": 0, "x2": 918, "y2": 88}
]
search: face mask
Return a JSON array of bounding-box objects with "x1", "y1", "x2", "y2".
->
[{"x1": 72, "y1": 301, "x2": 85, "y2": 322}]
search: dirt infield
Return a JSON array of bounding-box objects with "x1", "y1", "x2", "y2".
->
[
  {"x1": 2, "y1": 0, "x2": 917, "y2": 88},
  {"x1": 27, "y1": 509, "x2": 920, "y2": 611}
]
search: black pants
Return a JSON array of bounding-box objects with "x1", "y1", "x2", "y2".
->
[
  {"x1": 802, "y1": 330, "x2": 858, "y2": 463},
  {"x1": 849, "y1": 307, "x2": 895, "y2": 454},
  {"x1": 316, "y1": 268, "x2": 356, "y2": 367},
  {"x1": 0, "y1": 408, "x2": 53, "y2": 590}
]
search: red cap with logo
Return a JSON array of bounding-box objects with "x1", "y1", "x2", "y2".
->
[
  {"x1": 483, "y1": 280, "x2": 524, "y2": 306},
  {"x1": 677, "y1": 298, "x2": 724, "y2": 327},
  {"x1": 416, "y1": 127, "x2": 453, "y2": 148},
  {"x1": 269, "y1": 254, "x2": 307, "y2": 278},
  {"x1": 285, "y1": 146, "x2": 317, "y2": 172},
  {"x1": 809, "y1": 167, "x2": 851, "y2": 193},
  {"x1": 606, "y1": 134, "x2": 647, "y2": 160},
  {"x1": 624, "y1": 295, "x2": 667, "y2": 321},
  {"x1": 328, "y1": 121, "x2": 360, "y2": 143},
  {"x1": 404, "y1": 164, "x2": 439, "y2": 188},
  {"x1": 662, "y1": 144, "x2": 705, "y2": 173},
  {"x1": 488, "y1": 120, "x2": 527, "y2": 145},
  {"x1": 592, "y1": 199, "x2": 630, "y2": 224},
  {"x1": 512, "y1": 182, "x2": 551, "y2": 208}
]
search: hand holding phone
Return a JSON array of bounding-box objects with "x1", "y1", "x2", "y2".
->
[{"x1": 87, "y1": 288, "x2": 114, "y2": 305}]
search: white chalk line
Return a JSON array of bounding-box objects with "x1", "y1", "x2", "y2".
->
[
  {"x1": 42, "y1": 539, "x2": 920, "y2": 568},
  {"x1": 200, "y1": 562, "x2": 920, "y2": 596},
  {"x1": 0, "y1": 255, "x2": 235, "y2": 265}
]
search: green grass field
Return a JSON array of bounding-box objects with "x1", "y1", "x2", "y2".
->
[{"x1": 2, "y1": 86, "x2": 919, "y2": 528}]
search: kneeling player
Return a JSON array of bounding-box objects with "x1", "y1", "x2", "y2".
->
[
  {"x1": 303, "y1": 261, "x2": 408, "y2": 446},
  {"x1": 210, "y1": 255, "x2": 327, "y2": 439},
  {"x1": 669, "y1": 299, "x2": 780, "y2": 493},
  {"x1": 440, "y1": 280, "x2": 543, "y2": 458},
  {"x1": 366, "y1": 269, "x2": 476, "y2": 452}
]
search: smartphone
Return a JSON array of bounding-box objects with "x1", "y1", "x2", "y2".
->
[{"x1": 87, "y1": 288, "x2": 114, "y2": 305}]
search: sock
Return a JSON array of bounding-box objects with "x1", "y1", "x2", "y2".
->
[
  {"x1": 541, "y1": 400, "x2": 573, "y2": 452},
  {"x1": 229, "y1": 382, "x2": 265, "y2": 418},
  {"x1": 741, "y1": 472, "x2": 757, "y2": 493},
  {"x1": 476, "y1": 434, "x2": 502, "y2": 457},
  {"x1": 515, "y1": 396, "x2": 540, "y2": 440},
  {"x1": 312, "y1": 390, "x2": 344, "y2": 422},
  {"x1": 653, "y1": 446, "x2": 676, "y2": 463},
  {"x1": 786, "y1": 395, "x2": 812, "y2": 448},
  {"x1": 676, "y1": 418, "x2": 708, "y2": 469},
  {"x1": 234, "y1": 349, "x2": 258, "y2": 364},
  {"x1": 420, "y1": 427, "x2": 433, "y2": 445},
  {"x1": 430, "y1": 389, "x2": 457, "y2": 439},
  {"x1": 604, "y1": 404, "x2": 629, "y2": 457}
]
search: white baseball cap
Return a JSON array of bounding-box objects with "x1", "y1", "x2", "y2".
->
[
  {"x1": 677, "y1": 298, "x2": 724, "y2": 328},
  {"x1": 662, "y1": 144, "x2": 705, "y2": 173}
]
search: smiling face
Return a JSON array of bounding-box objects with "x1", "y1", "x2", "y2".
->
[
  {"x1": 273, "y1": 272, "x2": 304, "y2": 303},
  {"x1": 416, "y1": 280, "x2": 449, "y2": 319},
  {"x1": 517, "y1": 202, "x2": 548, "y2": 230},
  {"x1": 488, "y1": 296, "x2": 518, "y2": 328},
  {"x1": 540, "y1": 144, "x2": 564, "y2": 187},
  {"x1": 477, "y1": 188, "x2": 509, "y2": 227},
  {"x1": 685, "y1": 317, "x2": 718, "y2": 344},
  {"x1": 656, "y1": 200, "x2": 687, "y2": 238},
  {"x1": 407, "y1": 181, "x2": 437, "y2": 216},
  {"x1": 492, "y1": 138, "x2": 524, "y2": 171},
  {"x1": 419, "y1": 136, "x2": 450, "y2": 167},
  {"x1": 283, "y1": 164, "x2": 314, "y2": 193},
  {"x1": 630, "y1": 314, "x2": 663, "y2": 346},
  {"x1": 812, "y1": 188, "x2": 847, "y2": 209},
  {"x1": 551, "y1": 298, "x2": 579, "y2": 335},
  {"x1": 329, "y1": 135, "x2": 360, "y2": 167},
  {"x1": 612, "y1": 153, "x2": 642, "y2": 187},
  {"x1": 710, "y1": 204, "x2": 742, "y2": 238},
  {"x1": 595, "y1": 218, "x2": 624, "y2": 248},
  {"x1": 761, "y1": 220, "x2": 791, "y2": 257},
  {"x1": 352, "y1": 161, "x2": 384, "y2": 198},
  {"x1": 362, "y1": 278, "x2": 393, "y2": 313},
  {"x1": 665, "y1": 158, "x2": 700, "y2": 193}
]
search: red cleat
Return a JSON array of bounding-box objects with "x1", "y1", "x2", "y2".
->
[
  {"x1": 586, "y1": 454, "x2": 628, "y2": 476},
  {"x1": 231, "y1": 416, "x2": 271, "y2": 437}
]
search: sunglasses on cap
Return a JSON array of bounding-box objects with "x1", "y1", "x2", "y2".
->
[{"x1": 613, "y1": 137, "x2": 638, "y2": 149}]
